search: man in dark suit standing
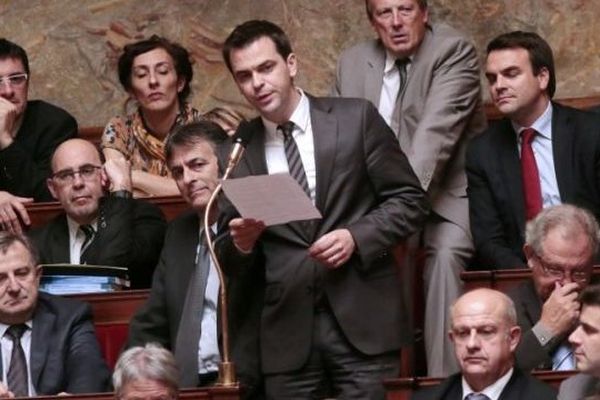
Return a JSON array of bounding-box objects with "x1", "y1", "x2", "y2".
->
[
  {"x1": 333, "y1": 0, "x2": 486, "y2": 376},
  {"x1": 508, "y1": 204, "x2": 598, "y2": 372},
  {"x1": 467, "y1": 31, "x2": 600, "y2": 269},
  {"x1": 0, "y1": 231, "x2": 109, "y2": 396},
  {"x1": 0, "y1": 38, "x2": 77, "y2": 234},
  {"x1": 29, "y1": 138, "x2": 166, "y2": 289},
  {"x1": 222, "y1": 20, "x2": 428, "y2": 399},
  {"x1": 559, "y1": 284, "x2": 600, "y2": 399},
  {"x1": 413, "y1": 288, "x2": 556, "y2": 400},
  {"x1": 127, "y1": 121, "x2": 263, "y2": 396}
]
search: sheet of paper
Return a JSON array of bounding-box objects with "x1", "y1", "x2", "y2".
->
[{"x1": 222, "y1": 173, "x2": 322, "y2": 226}]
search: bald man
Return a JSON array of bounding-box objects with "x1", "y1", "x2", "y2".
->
[
  {"x1": 29, "y1": 139, "x2": 166, "y2": 289},
  {"x1": 412, "y1": 289, "x2": 556, "y2": 400}
]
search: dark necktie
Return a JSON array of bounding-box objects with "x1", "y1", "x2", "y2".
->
[
  {"x1": 395, "y1": 58, "x2": 409, "y2": 98},
  {"x1": 520, "y1": 128, "x2": 543, "y2": 220},
  {"x1": 278, "y1": 122, "x2": 311, "y2": 197},
  {"x1": 6, "y1": 324, "x2": 28, "y2": 397},
  {"x1": 80, "y1": 224, "x2": 95, "y2": 256},
  {"x1": 174, "y1": 234, "x2": 212, "y2": 386},
  {"x1": 466, "y1": 394, "x2": 490, "y2": 400}
]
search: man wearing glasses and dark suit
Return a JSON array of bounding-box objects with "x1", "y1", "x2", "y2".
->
[
  {"x1": 0, "y1": 38, "x2": 78, "y2": 234},
  {"x1": 507, "y1": 204, "x2": 599, "y2": 372}
]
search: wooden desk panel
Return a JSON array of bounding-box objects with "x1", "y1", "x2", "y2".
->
[{"x1": 66, "y1": 289, "x2": 149, "y2": 325}]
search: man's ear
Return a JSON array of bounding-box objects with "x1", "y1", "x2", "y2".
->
[
  {"x1": 523, "y1": 244, "x2": 535, "y2": 269},
  {"x1": 508, "y1": 325, "x2": 522, "y2": 352},
  {"x1": 47, "y1": 178, "x2": 58, "y2": 200}
]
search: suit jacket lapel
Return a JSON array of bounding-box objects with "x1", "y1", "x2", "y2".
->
[
  {"x1": 240, "y1": 118, "x2": 268, "y2": 176},
  {"x1": 551, "y1": 104, "x2": 575, "y2": 202},
  {"x1": 50, "y1": 215, "x2": 70, "y2": 263},
  {"x1": 365, "y1": 41, "x2": 386, "y2": 107},
  {"x1": 498, "y1": 120, "x2": 527, "y2": 239},
  {"x1": 30, "y1": 302, "x2": 54, "y2": 390}
]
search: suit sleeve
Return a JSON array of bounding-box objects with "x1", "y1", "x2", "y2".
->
[
  {"x1": 466, "y1": 139, "x2": 525, "y2": 269},
  {"x1": 86, "y1": 197, "x2": 166, "y2": 288},
  {"x1": 64, "y1": 303, "x2": 110, "y2": 393},
  {"x1": 347, "y1": 102, "x2": 430, "y2": 265},
  {"x1": 0, "y1": 109, "x2": 77, "y2": 201},
  {"x1": 408, "y1": 37, "x2": 484, "y2": 193},
  {"x1": 126, "y1": 246, "x2": 172, "y2": 349}
]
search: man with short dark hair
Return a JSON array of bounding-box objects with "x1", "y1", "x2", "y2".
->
[
  {"x1": 29, "y1": 138, "x2": 166, "y2": 289},
  {"x1": 222, "y1": 19, "x2": 428, "y2": 399},
  {"x1": 0, "y1": 38, "x2": 77, "y2": 234},
  {"x1": 508, "y1": 204, "x2": 599, "y2": 371},
  {"x1": 467, "y1": 31, "x2": 600, "y2": 269},
  {"x1": 413, "y1": 288, "x2": 556, "y2": 399},
  {"x1": 558, "y1": 284, "x2": 600, "y2": 399},
  {"x1": 333, "y1": 0, "x2": 486, "y2": 376},
  {"x1": 0, "y1": 231, "x2": 109, "y2": 396},
  {"x1": 127, "y1": 121, "x2": 262, "y2": 396}
]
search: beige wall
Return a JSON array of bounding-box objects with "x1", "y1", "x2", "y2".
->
[{"x1": 1, "y1": 0, "x2": 599, "y2": 126}]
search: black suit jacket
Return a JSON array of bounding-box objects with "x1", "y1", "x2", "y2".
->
[
  {"x1": 466, "y1": 103, "x2": 600, "y2": 269},
  {"x1": 508, "y1": 281, "x2": 566, "y2": 371},
  {"x1": 0, "y1": 292, "x2": 110, "y2": 394},
  {"x1": 412, "y1": 368, "x2": 557, "y2": 400},
  {"x1": 0, "y1": 100, "x2": 77, "y2": 201},
  {"x1": 126, "y1": 211, "x2": 263, "y2": 395},
  {"x1": 223, "y1": 96, "x2": 429, "y2": 373},
  {"x1": 29, "y1": 196, "x2": 166, "y2": 288}
]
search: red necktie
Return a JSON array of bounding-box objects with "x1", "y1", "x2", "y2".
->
[{"x1": 520, "y1": 128, "x2": 543, "y2": 220}]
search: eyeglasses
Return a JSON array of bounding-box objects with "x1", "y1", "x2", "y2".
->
[
  {"x1": 532, "y1": 252, "x2": 590, "y2": 282},
  {"x1": 0, "y1": 73, "x2": 28, "y2": 87},
  {"x1": 52, "y1": 164, "x2": 101, "y2": 185}
]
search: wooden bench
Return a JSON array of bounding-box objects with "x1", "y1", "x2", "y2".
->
[
  {"x1": 14, "y1": 386, "x2": 243, "y2": 400},
  {"x1": 26, "y1": 195, "x2": 188, "y2": 229},
  {"x1": 384, "y1": 370, "x2": 575, "y2": 400}
]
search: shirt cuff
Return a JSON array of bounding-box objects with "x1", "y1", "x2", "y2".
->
[{"x1": 532, "y1": 321, "x2": 555, "y2": 346}]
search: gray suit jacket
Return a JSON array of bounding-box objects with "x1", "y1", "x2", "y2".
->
[
  {"x1": 333, "y1": 23, "x2": 486, "y2": 230},
  {"x1": 223, "y1": 95, "x2": 429, "y2": 374},
  {"x1": 0, "y1": 292, "x2": 110, "y2": 395},
  {"x1": 558, "y1": 373, "x2": 600, "y2": 399}
]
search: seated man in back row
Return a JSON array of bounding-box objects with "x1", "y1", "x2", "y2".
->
[
  {"x1": 29, "y1": 139, "x2": 166, "y2": 288},
  {"x1": 0, "y1": 231, "x2": 109, "y2": 396},
  {"x1": 0, "y1": 38, "x2": 77, "y2": 234}
]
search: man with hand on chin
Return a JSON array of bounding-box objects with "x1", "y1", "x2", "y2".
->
[{"x1": 0, "y1": 38, "x2": 77, "y2": 234}]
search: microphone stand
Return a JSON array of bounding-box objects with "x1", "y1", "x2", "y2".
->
[{"x1": 203, "y1": 139, "x2": 247, "y2": 386}]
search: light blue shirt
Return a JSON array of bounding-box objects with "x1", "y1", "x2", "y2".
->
[{"x1": 512, "y1": 102, "x2": 561, "y2": 207}]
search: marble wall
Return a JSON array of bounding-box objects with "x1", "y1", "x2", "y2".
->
[{"x1": 1, "y1": 0, "x2": 599, "y2": 126}]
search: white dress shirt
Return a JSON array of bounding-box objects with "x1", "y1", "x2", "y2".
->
[
  {"x1": 67, "y1": 217, "x2": 98, "y2": 264},
  {"x1": 513, "y1": 102, "x2": 561, "y2": 207},
  {"x1": 197, "y1": 225, "x2": 221, "y2": 374},
  {"x1": 378, "y1": 50, "x2": 412, "y2": 133},
  {"x1": 262, "y1": 89, "x2": 316, "y2": 203},
  {"x1": 461, "y1": 367, "x2": 513, "y2": 400},
  {"x1": 0, "y1": 321, "x2": 36, "y2": 396}
]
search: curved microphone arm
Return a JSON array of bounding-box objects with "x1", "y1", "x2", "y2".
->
[{"x1": 202, "y1": 132, "x2": 250, "y2": 386}]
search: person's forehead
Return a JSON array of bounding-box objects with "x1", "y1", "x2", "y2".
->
[
  {"x1": 230, "y1": 36, "x2": 281, "y2": 71},
  {"x1": 0, "y1": 56, "x2": 26, "y2": 74},
  {"x1": 53, "y1": 142, "x2": 101, "y2": 171},
  {"x1": 580, "y1": 305, "x2": 600, "y2": 332},
  {"x1": 170, "y1": 140, "x2": 216, "y2": 163},
  {"x1": 0, "y1": 242, "x2": 34, "y2": 273},
  {"x1": 132, "y1": 47, "x2": 174, "y2": 68}
]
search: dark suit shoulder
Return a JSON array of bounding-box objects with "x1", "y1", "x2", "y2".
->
[
  {"x1": 338, "y1": 38, "x2": 381, "y2": 61},
  {"x1": 510, "y1": 369, "x2": 557, "y2": 398},
  {"x1": 23, "y1": 100, "x2": 77, "y2": 127},
  {"x1": 36, "y1": 291, "x2": 91, "y2": 318},
  {"x1": 412, "y1": 373, "x2": 462, "y2": 400}
]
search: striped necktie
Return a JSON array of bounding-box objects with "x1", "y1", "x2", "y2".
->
[
  {"x1": 6, "y1": 324, "x2": 28, "y2": 397},
  {"x1": 278, "y1": 121, "x2": 311, "y2": 198}
]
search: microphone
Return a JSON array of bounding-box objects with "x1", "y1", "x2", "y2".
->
[{"x1": 224, "y1": 122, "x2": 252, "y2": 178}]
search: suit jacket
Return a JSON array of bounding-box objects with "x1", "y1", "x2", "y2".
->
[
  {"x1": 0, "y1": 100, "x2": 77, "y2": 201},
  {"x1": 412, "y1": 368, "x2": 557, "y2": 400},
  {"x1": 508, "y1": 281, "x2": 563, "y2": 371},
  {"x1": 466, "y1": 103, "x2": 600, "y2": 269},
  {"x1": 29, "y1": 196, "x2": 166, "y2": 288},
  {"x1": 126, "y1": 211, "x2": 263, "y2": 395},
  {"x1": 558, "y1": 373, "x2": 600, "y2": 400},
  {"x1": 223, "y1": 96, "x2": 429, "y2": 373},
  {"x1": 333, "y1": 23, "x2": 486, "y2": 230},
  {"x1": 0, "y1": 292, "x2": 110, "y2": 394}
]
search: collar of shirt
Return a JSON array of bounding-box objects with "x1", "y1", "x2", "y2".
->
[
  {"x1": 383, "y1": 49, "x2": 413, "y2": 75},
  {"x1": 0, "y1": 321, "x2": 33, "y2": 337},
  {"x1": 461, "y1": 368, "x2": 514, "y2": 400},
  {"x1": 262, "y1": 88, "x2": 310, "y2": 142},
  {"x1": 512, "y1": 101, "x2": 553, "y2": 141}
]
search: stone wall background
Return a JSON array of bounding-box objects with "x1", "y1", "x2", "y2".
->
[{"x1": 1, "y1": 0, "x2": 599, "y2": 126}]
